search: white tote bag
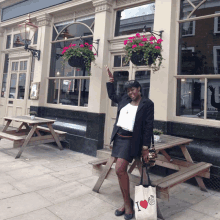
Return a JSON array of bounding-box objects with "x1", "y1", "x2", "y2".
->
[{"x1": 135, "y1": 163, "x2": 157, "y2": 220}]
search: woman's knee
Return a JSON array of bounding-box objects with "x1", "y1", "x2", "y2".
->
[{"x1": 115, "y1": 158, "x2": 129, "y2": 176}]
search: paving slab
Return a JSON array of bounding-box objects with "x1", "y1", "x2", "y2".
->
[
  {"x1": 6, "y1": 165, "x2": 54, "y2": 180},
  {"x1": 166, "y1": 208, "x2": 220, "y2": 220},
  {"x1": 190, "y1": 195, "x2": 220, "y2": 218},
  {"x1": 0, "y1": 161, "x2": 31, "y2": 173},
  {"x1": 7, "y1": 208, "x2": 61, "y2": 220},
  {"x1": 0, "y1": 173, "x2": 16, "y2": 184},
  {"x1": 51, "y1": 166, "x2": 93, "y2": 182},
  {"x1": 0, "y1": 183, "x2": 22, "y2": 199},
  {"x1": 10, "y1": 174, "x2": 64, "y2": 193},
  {"x1": 47, "y1": 193, "x2": 115, "y2": 220},
  {"x1": 0, "y1": 192, "x2": 52, "y2": 220},
  {"x1": 37, "y1": 181, "x2": 91, "y2": 204}
]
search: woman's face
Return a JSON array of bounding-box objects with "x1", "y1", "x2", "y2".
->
[{"x1": 127, "y1": 86, "x2": 141, "y2": 101}]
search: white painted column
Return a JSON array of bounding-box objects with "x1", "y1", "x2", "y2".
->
[
  {"x1": 88, "y1": 0, "x2": 114, "y2": 113},
  {"x1": 150, "y1": 0, "x2": 179, "y2": 121},
  {"x1": 32, "y1": 13, "x2": 52, "y2": 106}
]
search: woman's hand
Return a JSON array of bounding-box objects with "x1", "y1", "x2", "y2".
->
[
  {"x1": 142, "y1": 150, "x2": 149, "y2": 163},
  {"x1": 105, "y1": 65, "x2": 114, "y2": 82}
]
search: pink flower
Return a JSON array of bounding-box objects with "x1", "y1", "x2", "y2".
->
[
  {"x1": 129, "y1": 40, "x2": 133, "y2": 43},
  {"x1": 61, "y1": 50, "x2": 66, "y2": 55},
  {"x1": 155, "y1": 46, "x2": 161, "y2": 49},
  {"x1": 150, "y1": 36, "x2": 156, "y2": 41},
  {"x1": 136, "y1": 33, "x2": 140, "y2": 37},
  {"x1": 150, "y1": 42, "x2": 154, "y2": 44},
  {"x1": 80, "y1": 44, "x2": 84, "y2": 48},
  {"x1": 139, "y1": 43, "x2": 144, "y2": 46},
  {"x1": 142, "y1": 38, "x2": 148, "y2": 42},
  {"x1": 89, "y1": 45, "x2": 93, "y2": 47},
  {"x1": 85, "y1": 43, "x2": 89, "y2": 46},
  {"x1": 157, "y1": 39, "x2": 163, "y2": 44},
  {"x1": 72, "y1": 44, "x2": 76, "y2": 47},
  {"x1": 124, "y1": 40, "x2": 128, "y2": 45},
  {"x1": 94, "y1": 53, "x2": 97, "y2": 55},
  {"x1": 89, "y1": 47, "x2": 92, "y2": 50},
  {"x1": 128, "y1": 36, "x2": 135, "y2": 39},
  {"x1": 132, "y1": 45, "x2": 137, "y2": 48}
]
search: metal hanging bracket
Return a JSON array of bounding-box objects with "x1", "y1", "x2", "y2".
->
[
  {"x1": 92, "y1": 39, "x2": 100, "y2": 57},
  {"x1": 24, "y1": 44, "x2": 41, "y2": 60},
  {"x1": 143, "y1": 26, "x2": 164, "y2": 39}
]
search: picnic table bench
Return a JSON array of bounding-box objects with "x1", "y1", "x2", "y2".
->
[
  {"x1": 89, "y1": 135, "x2": 212, "y2": 219},
  {"x1": 0, "y1": 115, "x2": 66, "y2": 159}
]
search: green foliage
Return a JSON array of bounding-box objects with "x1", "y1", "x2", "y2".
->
[
  {"x1": 62, "y1": 43, "x2": 96, "y2": 73},
  {"x1": 153, "y1": 129, "x2": 163, "y2": 135}
]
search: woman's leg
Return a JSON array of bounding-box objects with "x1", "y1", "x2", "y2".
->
[{"x1": 115, "y1": 158, "x2": 133, "y2": 214}]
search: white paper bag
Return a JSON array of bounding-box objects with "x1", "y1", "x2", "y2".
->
[{"x1": 135, "y1": 184, "x2": 157, "y2": 220}]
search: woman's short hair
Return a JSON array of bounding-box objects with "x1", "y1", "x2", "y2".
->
[{"x1": 124, "y1": 80, "x2": 142, "y2": 93}]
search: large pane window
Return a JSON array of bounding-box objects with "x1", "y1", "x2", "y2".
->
[
  {"x1": 114, "y1": 2, "x2": 155, "y2": 37},
  {"x1": 9, "y1": 74, "x2": 17, "y2": 99},
  {"x1": 1, "y1": 74, "x2": 7, "y2": 98},
  {"x1": 29, "y1": 58, "x2": 35, "y2": 99},
  {"x1": 17, "y1": 73, "x2": 26, "y2": 99},
  {"x1": 176, "y1": 78, "x2": 205, "y2": 118},
  {"x1": 6, "y1": 35, "x2": 11, "y2": 49},
  {"x1": 135, "y1": 71, "x2": 151, "y2": 98},
  {"x1": 47, "y1": 79, "x2": 59, "y2": 104},
  {"x1": 111, "y1": 71, "x2": 129, "y2": 107}
]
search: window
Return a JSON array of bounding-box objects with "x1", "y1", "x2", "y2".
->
[
  {"x1": 29, "y1": 58, "x2": 35, "y2": 99},
  {"x1": 17, "y1": 73, "x2": 26, "y2": 99},
  {"x1": 6, "y1": 35, "x2": 11, "y2": 49},
  {"x1": 114, "y1": 2, "x2": 155, "y2": 37},
  {"x1": 114, "y1": 55, "x2": 129, "y2": 67},
  {"x1": 9, "y1": 74, "x2": 17, "y2": 99},
  {"x1": 13, "y1": 33, "x2": 24, "y2": 48},
  {"x1": 214, "y1": 12, "x2": 220, "y2": 34},
  {"x1": 33, "y1": 30, "x2": 38, "y2": 44},
  {"x1": 1, "y1": 54, "x2": 9, "y2": 98},
  {"x1": 20, "y1": 61, "x2": 27, "y2": 71},
  {"x1": 177, "y1": 0, "x2": 220, "y2": 121},
  {"x1": 135, "y1": 71, "x2": 151, "y2": 98},
  {"x1": 48, "y1": 18, "x2": 94, "y2": 107},
  {"x1": 111, "y1": 71, "x2": 129, "y2": 107},
  {"x1": 213, "y1": 46, "x2": 220, "y2": 74}
]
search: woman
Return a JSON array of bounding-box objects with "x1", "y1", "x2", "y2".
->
[{"x1": 105, "y1": 66, "x2": 154, "y2": 220}]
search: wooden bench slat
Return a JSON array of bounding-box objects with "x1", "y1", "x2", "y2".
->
[
  {"x1": 88, "y1": 158, "x2": 109, "y2": 166},
  {"x1": 155, "y1": 162, "x2": 212, "y2": 189},
  {"x1": 0, "y1": 131, "x2": 25, "y2": 141},
  {"x1": 37, "y1": 126, "x2": 67, "y2": 135}
]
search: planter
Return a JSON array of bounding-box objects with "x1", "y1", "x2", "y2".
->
[
  {"x1": 68, "y1": 56, "x2": 85, "y2": 69},
  {"x1": 130, "y1": 51, "x2": 155, "y2": 66},
  {"x1": 154, "y1": 135, "x2": 161, "y2": 142}
]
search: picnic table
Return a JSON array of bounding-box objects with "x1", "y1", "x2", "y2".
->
[
  {"x1": 89, "y1": 134, "x2": 212, "y2": 219},
  {"x1": 0, "y1": 115, "x2": 66, "y2": 159}
]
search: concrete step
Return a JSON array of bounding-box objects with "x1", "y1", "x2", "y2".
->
[{"x1": 97, "y1": 148, "x2": 111, "y2": 159}]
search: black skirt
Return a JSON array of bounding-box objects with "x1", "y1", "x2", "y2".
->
[{"x1": 111, "y1": 133, "x2": 134, "y2": 163}]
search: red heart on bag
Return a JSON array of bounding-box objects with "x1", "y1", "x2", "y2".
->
[{"x1": 140, "y1": 200, "x2": 148, "y2": 209}]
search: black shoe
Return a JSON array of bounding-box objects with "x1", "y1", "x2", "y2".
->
[
  {"x1": 124, "y1": 213, "x2": 134, "y2": 220},
  {"x1": 115, "y1": 209, "x2": 125, "y2": 216},
  {"x1": 115, "y1": 199, "x2": 133, "y2": 217},
  {"x1": 124, "y1": 199, "x2": 134, "y2": 219}
]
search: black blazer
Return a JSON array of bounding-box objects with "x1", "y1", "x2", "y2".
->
[{"x1": 106, "y1": 82, "x2": 154, "y2": 157}]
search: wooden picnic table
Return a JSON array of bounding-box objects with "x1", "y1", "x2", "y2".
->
[
  {"x1": 89, "y1": 134, "x2": 212, "y2": 219},
  {"x1": 0, "y1": 115, "x2": 66, "y2": 159}
]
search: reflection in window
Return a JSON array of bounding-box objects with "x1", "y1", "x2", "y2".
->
[
  {"x1": 207, "y1": 79, "x2": 220, "y2": 120},
  {"x1": 12, "y1": 62, "x2": 18, "y2": 71},
  {"x1": 29, "y1": 58, "x2": 35, "y2": 99},
  {"x1": 13, "y1": 33, "x2": 24, "y2": 48},
  {"x1": 135, "y1": 71, "x2": 151, "y2": 98},
  {"x1": 33, "y1": 30, "x2": 38, "y2": 44},
  {"x1": 6, "y1": 35, "x2": 11, "y2": 49},
  {"x1": 111, "y1": 71, "x2": 129, "y2": 107},
  {"x1": 3, "y1": 54, "x2": 9, "y2": 73},
  {"x1": 114, "y1": 55, "x2": 121, "y2": 67},
  {"x1": 17, "y1": 73, "x2": 26, "y2": 99},
  {"x1": 47, "y1": 79, "x2": 59, "y2": 104},
  {"x1": 1, "y1": 74, "x2": 7, "y2": 98},
  {"x1": 80, "y1": 79, "x2": 90, "y2": 107},
  {"x1": 176, "y1": 79, "x2": 205, "y2": 118},
  {"x1": 9, "y1": 74, "x2": 17, "y2": 99},
  {"x1": 114, "y1": 3, "x2": 155, "y2": 37}
]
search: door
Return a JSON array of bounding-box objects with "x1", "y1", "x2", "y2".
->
[
  {"x1": 104, "y1": 54, "x2": 152, "y2": 146},
  {"x1": 4, "y1": 59, "x2": 30, "y2": 127}
]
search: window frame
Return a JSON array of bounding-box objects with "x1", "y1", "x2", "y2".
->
[
  {"x1": 213, "y1": 46, "x2": 220, "y2": 75},
  {"x1": 214, "y1": 11, "x2": 220, "y2": 34}
]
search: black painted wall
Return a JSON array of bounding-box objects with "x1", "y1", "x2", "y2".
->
[{"x1": 30, "y1": 106, "x2": 105, "y2": 157}]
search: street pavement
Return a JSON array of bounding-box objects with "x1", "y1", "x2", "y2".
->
[{"x1": 0, "y1": 128, "x2": 220, "y2": 219}]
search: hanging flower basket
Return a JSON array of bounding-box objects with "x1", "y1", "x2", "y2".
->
[
  {"x1": 68, "y1": 55, "x2": 85, "y2": 68},
  {"x1": 62, "y1": 42, "x2": 96, "y2": 73},
  {"x1": 124, "y1": 33, "x2": 163, "y2": 72}
]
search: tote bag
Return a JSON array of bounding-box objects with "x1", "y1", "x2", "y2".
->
[{"x1": 135, "y1": 162, "x2": 157, "y2": 220}]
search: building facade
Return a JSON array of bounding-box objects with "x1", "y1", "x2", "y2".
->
[{"x1": 0, "y1": 0, "x2": 220, "y2": 188}]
